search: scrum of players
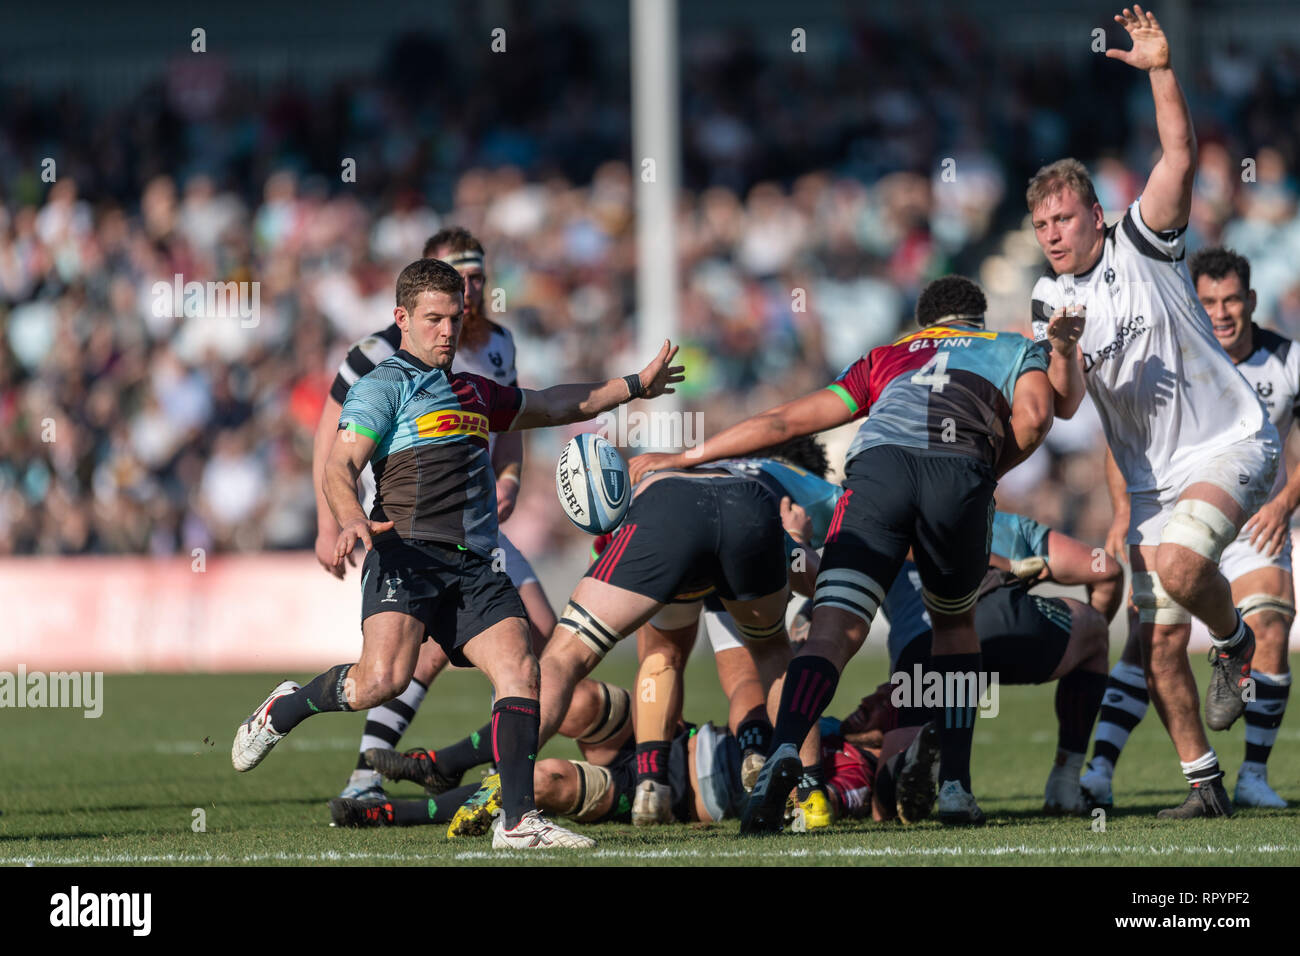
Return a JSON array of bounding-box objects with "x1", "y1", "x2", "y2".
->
[{"x1": 232, "y1": 7, "x2": 1293, "y2": 847}]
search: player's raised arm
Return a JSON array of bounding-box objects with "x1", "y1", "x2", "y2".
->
[
  {"x1": 510, "y1": 340, "x2": 684, "y2": 430},
  {"x1": 627, "y1": 387, "x2": 854, "y2": 484},
  {"x1": 1044, "y1": 307, "x2": 1088, "y2": 419},
  {"x1": 1108, "y1": 6, "x2": 1195, "y2": 231}
]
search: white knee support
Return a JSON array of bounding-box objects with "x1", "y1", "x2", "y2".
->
[
  {"x1": 1161, "y1": 499, "x2": 1238, "y2": 563},
  {"x1": 813, "y1": 568, "x2": 885, "y2": 625},
  {"x1": 559, "y1": 601, "x2": 624, "y2": 658},
  {"x1": 1131, "y1": 571, "x2": 1192, "y2": 625},
  {"x1": 567, "y1": 761, "x2": 614, "y2": 822},
  {"x1": 577, "y1": 681, "x2": 631, "y2": 746},
  {"x1": 1237, "y1": 592, "x2": 1296, "y2": 625}
]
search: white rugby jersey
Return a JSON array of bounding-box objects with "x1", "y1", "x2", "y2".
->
[
  {"x1": 1031, "y1": 198, "x2": 1268, "y2": 494},
  {"x1": 1233, "y1": 323, "x2": 1300, "y2": 499},
  {"x1": 329, "y1": 320, "x2": 519, "y2": 512}
]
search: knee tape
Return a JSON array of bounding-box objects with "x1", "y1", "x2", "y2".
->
[
  {"x1": 577, "y1": 681, "x2": 631, "y2": 745},
  {"x1": 1161, "y1": 499, "x2": 1238, "y2": 563},
  {"x1": 921, "y1": 586, "x2": 979, "y2": 616},
  {"x1": 568, "y1": 761, "x2": 614, "y2": 822},
  {"x1": 559, "y1": 601, "x2": 624, "y2": 658},
  {"x1": 1237, "y1": 592, "x2": 1296, "y2": 625},
  {"x1": 736, "y1": 618, "x2": 785, "y2": 641},
  {"x1": 1131, "y1": 571, "x2": 1191, "y2": 625}
]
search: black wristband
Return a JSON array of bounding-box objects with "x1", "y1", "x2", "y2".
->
[{"x1": 623, "y1": 373, "x2": 644, "y2": 400}]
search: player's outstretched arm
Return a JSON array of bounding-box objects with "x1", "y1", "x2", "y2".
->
[
  {"x1": 996, "y1": 369, "x2": 1054, "y2": 478},
  {"x1": 324, "y1": 428, "x2": 394, "y2": 567},
  {"x1": 1108, "y1": 5, "x2": 1195, "y2": 231},
  {"x1": 492, "y1": 429, "x2": 524, "y2": 522},
  {"x1": 1045, "y1": 529, "x2": 1125, "y2": 622},
  {"x1": 511, "y1": 340, "x2": 684, "y2": 430},
  {"x1": 627, "y1": 388, "x2": 853, "y2": 483},
  {"x1": 1244, "y1": 454, "x2": 1300, "y2": 557}
]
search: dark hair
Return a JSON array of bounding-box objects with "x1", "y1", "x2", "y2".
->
[
  {"x1": 422, "y1": 226, "x2": 484, "y2": 259},
  {"x1": 915, "y1": 275, "x2": 987, "y2": 327},
  {"x1": 754, "y1": 435, "x2": 831, "y2": 479},
  {"x1": 1189, "y1": 247, "x2": 1251, "y2": 291},
  {"x1": 395, "y1": 258, "x2": 464, "y2": 314}
]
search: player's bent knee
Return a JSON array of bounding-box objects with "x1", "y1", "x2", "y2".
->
[
  {"x1": 735, "y1": 618, "x2": 785, "y2": 641},
  {"x1": 1160, "y1": 499, "x2": 1238, "y2": 568},
  {"x1": 577, "y1": 682, "x2": 631, "y2": 746},
  {"x1": 566, "y1": 761, "x2": 614, "y2": 822},
  {"x1": 813, "y1": 568, "x2": 886, "y2": 628},
  {"x1": 1238, "y1": 592, "x2": 1295, "y2": 628},
  {"x1": 1131, "y1": 571, "x2": 1191, "y2": 625},
  {"x1": 557, "y1": 600, "x2": 624, "y2": 660}
]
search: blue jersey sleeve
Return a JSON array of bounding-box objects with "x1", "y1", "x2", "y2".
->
[
  {"x1": 990, "y1": 511, "x2": 1051, "y2": 562},
  {"x1": 339, "y1": 365, "x2": 405, "y2": 446}
]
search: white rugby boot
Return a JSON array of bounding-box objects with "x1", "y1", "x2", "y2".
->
[{"x1": 231, "y1": 680, "x2": 299, "y2": 772}]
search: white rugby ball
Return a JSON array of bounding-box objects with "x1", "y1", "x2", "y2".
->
[{"x1": 555, "y1": 434, "x2": 631, "y2": 535}]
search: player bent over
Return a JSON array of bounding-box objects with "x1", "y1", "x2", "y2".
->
[
  {"x1": 1081, "y1": 248, "x2": 1295, "y2": 810},
  {"x1": 528, "y1": 457, "x2": 810, "y2": 826},
  {"x1": 231, "y1": 257, "x2": 683, "y2": 850},
  {"x1": 1029, "y1": 9, "x2": 1280, "y2": 817},
  {"x1": 633, "y1": 275, "x2": 1054, "y2": 829}
]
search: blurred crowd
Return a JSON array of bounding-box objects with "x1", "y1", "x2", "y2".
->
[{"x1": 3, "y1": 13, "x2": 1300, "y2": 560}]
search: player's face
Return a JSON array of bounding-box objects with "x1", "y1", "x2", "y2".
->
[
  {"x1": 396, "y1": 289, "x2": 464, "y2": 368},
  {"x1": 1196, "y1": 273, "x2": 1255, "y2": 355},
  {"x1": 1031, "y1": 189, "x2": 1105, "y2": 276}
]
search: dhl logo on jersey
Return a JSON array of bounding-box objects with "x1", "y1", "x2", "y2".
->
[
  {"x1": 896, "y1": 326, "x2": 998, "y2": 345},
  {"x1": 416, "y1": 409, "x2": 489, "y2": 441}
]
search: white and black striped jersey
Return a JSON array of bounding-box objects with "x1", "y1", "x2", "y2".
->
[
  {"x1": 1030, "y1": 197, "x2": 1270, "y2": 494},
  {"x1": 329, "y1": 320, "x2": 519, "y2": 511},
  {"x1": 1234, "y1": 323, "x2": 1300, "y2": 499}
]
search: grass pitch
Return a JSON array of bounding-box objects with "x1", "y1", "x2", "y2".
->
[{"x1": 2, "y1": 648, "x2": 1297, "y2": 867}]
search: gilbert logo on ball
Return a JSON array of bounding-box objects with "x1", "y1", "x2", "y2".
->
[{"x1": 556, "y1": 434, "x2": 631, "y2": 534}]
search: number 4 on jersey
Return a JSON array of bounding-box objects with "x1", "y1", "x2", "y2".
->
[{"x1": 911, "y1": 352, "x2": 951, "y2": 392}]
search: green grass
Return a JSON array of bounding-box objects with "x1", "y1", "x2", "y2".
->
[{"x1": 2, "y1": 648, "x2": 1297, "y2": 866}]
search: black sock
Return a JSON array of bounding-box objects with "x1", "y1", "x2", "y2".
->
[
  {"x1": 389, "y1": 785, "x2": 481, "y2": 826},
  {"x1": 636, "y1": 741, "x2": 671, "y2": 785},
  {"x1": 772, "y1": 655, "x2": 840, "y2": 750},
  {"x1": 435, "y1": 722, "x2": 495, "y2": 778},
  {"x1": 492, "y1": 697, "x2": 540, "y2": 829},
  {"x1": 796, "y1": 763, "x2": 826, "y2": 801},
  {"x1": 736, "y1": 717, "x2": 772, "y2": 755},
  {"x1": 934, "y1": 652, "x2": 981, "y2": 791},
  {"x1": 1055, "y1": 670, "x2": 1108, "y2": 754},
  {"x1": 268, "y1": 664, "x2": 354, "y2": 733}
]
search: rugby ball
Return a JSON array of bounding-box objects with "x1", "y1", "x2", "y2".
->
[{"x1": 555, "y1": 434, "x2": 630, "y2": 535}]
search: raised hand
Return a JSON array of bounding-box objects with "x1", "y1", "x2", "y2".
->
[
  {"x1": 1046, "y1": 307, "x2": 1087, "y2": 357},
  {"x1": 1106, "y1": 5, "x2": 1170, "y2": 72},
  {"x1": 638, "y1": 339, "x2": 686, "y2": 399}
]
